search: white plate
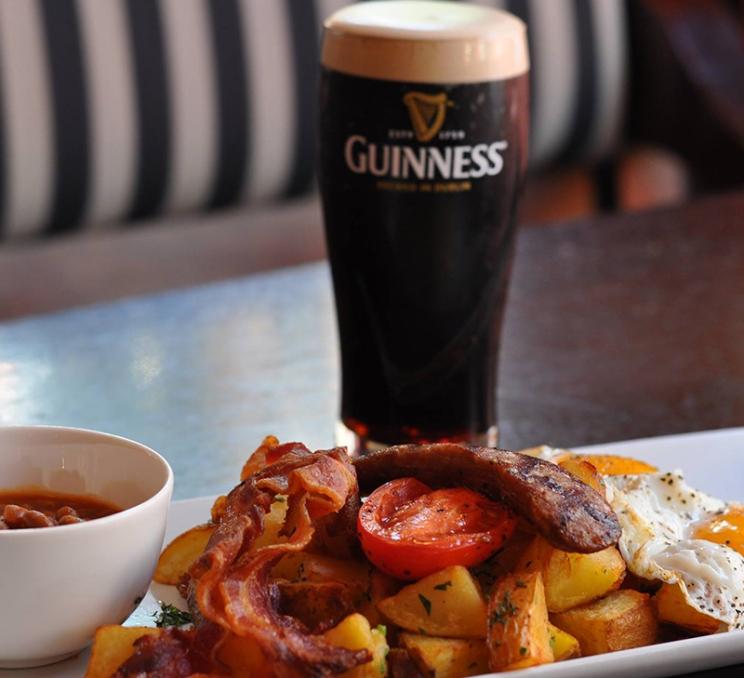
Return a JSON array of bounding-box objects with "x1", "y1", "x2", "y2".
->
[{"x1": 8, "y1": 427, "x2": 744, "y2": 678}]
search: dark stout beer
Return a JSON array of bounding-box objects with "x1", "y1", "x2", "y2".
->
[{"x1": 319, "y1": 1, "x2": 529, "y2": 453}]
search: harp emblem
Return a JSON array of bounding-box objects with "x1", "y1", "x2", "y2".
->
[{"x1": 403, "y1": 91, "x2": 450, "y2": 142}]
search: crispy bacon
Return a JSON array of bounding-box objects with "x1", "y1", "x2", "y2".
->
[
  {"x1": 354, "y1": 443, "x2": 621, "y2": 553},
  {"x1": 189, "y1": 446, "x2": 370, "y2": 676},
  {"x1": 239, "y1": 437, "x2": 312, "y2": 482},
  {"x1": 278, "y1": 580, "x2": 359, "y2": 633},
  {"x1": 111, "y1": 629, "x2": 212, "y2": 678}
]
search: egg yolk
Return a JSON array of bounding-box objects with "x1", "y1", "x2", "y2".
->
[{"x1": 694, "y1": 506, "x2": 744, "y2": 557}]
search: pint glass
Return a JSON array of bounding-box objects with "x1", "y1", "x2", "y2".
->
[{"x1": 319, "y1": 1, "x2": 529, "y2": 454}]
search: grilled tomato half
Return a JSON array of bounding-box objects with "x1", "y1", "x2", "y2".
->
[{"x1": 358, "y1": 477, "x2": 517, "y2": 580}]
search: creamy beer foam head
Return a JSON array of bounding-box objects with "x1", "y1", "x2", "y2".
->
[{"x1": 322, "y1": 0, "x2": 528, "y2": 84}]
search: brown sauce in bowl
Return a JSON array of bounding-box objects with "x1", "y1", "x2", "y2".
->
[{"x1": 0, "y1": 487, "x2": 121, "y2": 529}]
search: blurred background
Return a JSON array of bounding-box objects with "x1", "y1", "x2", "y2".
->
[{"x1": 0, "y1": 0, "x2": 742, "y2": 320}]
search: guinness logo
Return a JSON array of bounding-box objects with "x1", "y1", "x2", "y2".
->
[{"x1": 403, "y1": 92, "x2": 450, "y2": 142}]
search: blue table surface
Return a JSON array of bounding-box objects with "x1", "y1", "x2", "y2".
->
[{"x1": 0, "y1": 263, "x2": 340, "y2": 499}]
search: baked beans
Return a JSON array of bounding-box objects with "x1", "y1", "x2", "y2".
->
[{"x1": 0, "y1": 488, "x2": 120, "y2": 529}]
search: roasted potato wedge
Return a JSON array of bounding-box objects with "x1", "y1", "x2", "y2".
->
[
  {"x1": 378, "y1": 565, "x2": 487, "y2": 638},
  {"x1": 653, "y1": 582, "x2": 721, "y2": 634},
  {"x1": 153, "y1": 523, "x2": 215, "y2": 585},
  {"x1": 558, "y1": 457, "x2": 604, "y2": 493},
  {"x1": 399, "y1": 634, "x2": 488, "y2": 678},
  {"x1": 547, "y1": 622, "x2": 580, "y2": 661},
  {"x1": 551, "y1": 589, "x2": 657, "y2": 655},
  {"x1": 486, "y1": 571, "x2": 553, "y2": 671},
  {"x1": 518, "y1": 535, "x2": 626, "y2": 612},
  {"x1": 324, "y1": 613, "x2": 389, "y2": 678},
  {"x1": 218, "y1": 633, "x2": 272, "y2": 678},
  {"x1": 85, "y1": 626, "x2": 162, "y2": 678}
]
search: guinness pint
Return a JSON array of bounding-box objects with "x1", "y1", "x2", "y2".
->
[{"x1": 319, "y1": 1, "x2": 529, "y2": 454}]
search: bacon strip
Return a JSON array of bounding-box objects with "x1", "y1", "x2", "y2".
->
[
  {"x1": 354, "y1": 443, "x2": 621, "y2": 553},
  {"x1": 111, "y1": 629, "x2": 211, "y2": 678},
  {"x1": 189, "y1": 446, "x2": 370, "y2": 676}
]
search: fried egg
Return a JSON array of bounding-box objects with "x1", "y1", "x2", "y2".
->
[{"x1": 605, "y1": 471, "x2": 744, "y2": 630}]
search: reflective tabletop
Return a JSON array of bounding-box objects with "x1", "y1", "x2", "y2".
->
[{"x1": 1, "y1": 191, "x2": 743, "y2": 505}]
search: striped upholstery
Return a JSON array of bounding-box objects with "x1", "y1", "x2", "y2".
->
[{"x1": 0, "y1": 0, "x2": 627, "y2": 240}]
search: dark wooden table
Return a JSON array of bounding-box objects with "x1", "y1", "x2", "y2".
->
[
  {"x1": 499, "y1": 189, "x2": 744, "y2": 450},
  {"x1": 0, "y1": 190, "x2": 742, "y2": 677}
]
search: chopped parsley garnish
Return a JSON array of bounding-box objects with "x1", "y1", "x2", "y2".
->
[
  {"x1": 153, "y1": 602, "x2": 193, "y2": 628},
  {"x1": 489, "y1": 591, "x2": 518, "y2": 626},
  {"x1": 375, "y1": 624, "x2": 387, "y2": 637},
  {"x1": 418, "y1": 593, "x2": 432, "y2": 616},
  {"x1": 433, "y1": 580, "x2": 452, "y2": 591},
  {"x1": 519, "y1": 646, "x2": 527, "y2": 656}
]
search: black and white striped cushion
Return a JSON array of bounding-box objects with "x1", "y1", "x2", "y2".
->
[{"x1": 0, "y1": 0, "x2": 626, "y2": 240}]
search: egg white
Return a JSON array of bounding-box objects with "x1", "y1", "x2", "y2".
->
[{"x1": 605, "y1": 471, "x2": 744, "y2": 630}]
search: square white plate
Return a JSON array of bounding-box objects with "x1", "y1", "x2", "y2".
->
[{"x1": 7, "y1": 427, "x2": 744, "y2": 678}]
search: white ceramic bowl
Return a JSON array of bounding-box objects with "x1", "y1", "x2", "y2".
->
[{"x1": 0, "y1": 426, "x2": 173, "y2": 668}]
